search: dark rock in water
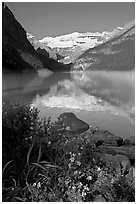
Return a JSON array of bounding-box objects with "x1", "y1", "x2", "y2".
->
[
  {"x1": 95, "y1": 140, "x2": 104, "y2": 147},
  {"x1": 98, "y1": 145, "x2": 135, "y2": 161},
  {"x1": 93, "y1": 195, "x2": 106, "y2": 202},
  {"x1": 90, "y1": 129, "x2": 123, "y2": 146},
  {"x1": 103, "y1": 138, "x2": 118, "y2": 146},
  {"x1": 59, "y1": 112, "x2": 89, "y2": 134},
  {"x1": 123, "y1": 139, "x2": 133, "y2": 146},
  {"x1": 124, "y1": 136, "x2": 135, "y2": 146},
  {"x1": 129, "y1": 136, "x2": 135, "y2": 145},
  {"x1": 37, "y1": 47, "x2": 72, "y2": 72}
]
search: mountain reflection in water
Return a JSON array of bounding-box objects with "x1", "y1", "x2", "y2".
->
[{"x1": 3, "y1": 70, "x2": 135, "y2": 138}]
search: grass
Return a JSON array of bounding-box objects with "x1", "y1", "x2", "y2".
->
[{"x1": 2, "y1": 101, "x2": 135, "y2": 202}]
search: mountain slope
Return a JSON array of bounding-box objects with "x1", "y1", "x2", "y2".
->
[
  {"x1": 36, "y1": 31, "x2": 108, "y2": 64},
  {"x1": 2, "y1": 3, "x2": 47, "y2": 72},
  {"x1": 2, "y1": 3, "x2": 70, "y2": 72},
  {"x1": 72, "y1": 22, "x2": 135, "y2": 71},
  {"x1": 29, "y1": 26, "x2": 128, "y2": 64},
  {"x1": 27, "y1": 33, "x2": 58, "y2": 60},
  {"x1": 36, "y1": 48, "x2": 72, "y2": 72}
]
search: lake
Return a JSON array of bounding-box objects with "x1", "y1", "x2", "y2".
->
[{"x1": 2, "y1": 70, "x2": 135, "y2": 139}]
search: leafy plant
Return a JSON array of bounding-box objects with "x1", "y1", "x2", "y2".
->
[{"x1": 2, "y1": 101, "x2": 135, "y2": 202}]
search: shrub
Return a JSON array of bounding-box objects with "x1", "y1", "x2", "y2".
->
[{"x1": 2, "y1": 101, "x2": 135, "y2": 202}]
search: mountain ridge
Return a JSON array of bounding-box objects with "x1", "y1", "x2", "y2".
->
[
  {"x1": 27, "y1": 21, "x2": 134, "y2": 64},
  {"x1": 2, "y1": 3, "x2": 71, "y2": 72},
  {"x1": 72, "y1": 22, "x2": 135, "y2": 71},
  {"x1": 2, "y1": 3, "x2": 134, "y2": 72}
]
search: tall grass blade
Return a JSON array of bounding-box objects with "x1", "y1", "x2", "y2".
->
[
  {"x1": 27, "y1": 137, "x2": 36, "y2": 165},
  {"x1": 32, "y1": 162, "x2": 60, "y2": 171},
  {"x1": 2, "y1": 160, "x2": 13, "y2": 174},
  {"x1": 14, "y1": 197, "x2": 26, "y2": 202}
]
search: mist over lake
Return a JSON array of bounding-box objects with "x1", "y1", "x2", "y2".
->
[{"x1": 3, "y1": 70, "x2": 135, "y2": 139}]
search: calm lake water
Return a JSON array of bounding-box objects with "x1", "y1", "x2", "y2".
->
[{"x1": 3, "y1": 70, "x2": 135, "y2": 139}]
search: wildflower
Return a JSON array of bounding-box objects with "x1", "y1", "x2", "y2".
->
[
  {"x1": 82, "y1": 191, "x2": 86, "y2": 197},
  {"x1": 58, "y1": 178, "x2": 62, "y2": 183},
  {"x1": 65, "y1": 180, "x2": 69, "y2": 185},
  {"x1": 37, "y1": 182, "x2": 41, "y2": 188},
  {"x1": 66, "y1": 126, "x2": 70, "y2": 131},
  {"x1": 74, "y1": 171, "x2": 78, "y2": 175},
  {"x1": 48, "y1": 141, "x2": 51, "y2": 145},
  {"x1": 78, "y1": 182, "x2": 83, "y2": 188},
  {"x1": 97, "y1": 167, "x2": 101, "y2": 171},
  {"x1": 72, "y1": 186, "x2": 76, "y2": 190},
  {"x1": 84, "y1": 186, "x2": 89, "y2": 191},
  {"x1": 68, "y1": 163, "x2": 71, "y2": 168},
  {"x1": 76, "y1": 161, "x2": 81, "y2": 166},
  {"x1": 87, "y1": 176, "x2": 92, "y2": 180},
  {"x1": 70, "y1": 157, "x2": 75, "y2": 162},
  {"x1": 111, "y1": 178, "x2": 114, "y2": 184}
]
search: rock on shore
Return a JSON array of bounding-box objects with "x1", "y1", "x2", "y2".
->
[{"x1": 59, "y1": 112, "x2": 89, "y2": 134}]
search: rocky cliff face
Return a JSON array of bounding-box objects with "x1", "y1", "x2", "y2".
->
[
  {"x1": 2, "y1": 3, "x2": 70, "y2": 72},
  {"x1": 2, "y1": 3, "x2": 29, "y2": 50},
  {"x1": 27, "y1": 33, "x2": 58, "y2": 60},
  {"x1": 2, "y1": 3, "x2": 45, "y2": 72},
  {"x1": 37, "y1": 48, "x2": 72, "y2": 72},
  {"x1": 72, "y1": 21, "x2": 135, "y2": 71}
]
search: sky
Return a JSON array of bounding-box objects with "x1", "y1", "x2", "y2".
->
[{"x1": 6, "y1": 2, "x2": 135, "y2": 39}]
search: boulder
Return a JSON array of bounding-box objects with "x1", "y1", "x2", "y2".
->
[
  {"x1": 113, "y1": 154, "x2": 131, "y2": 175},
  {"x1": 129, "y1": 136, "x2": 135, "y2": 145},
  {"x1": 98, "y1": 145, "x2": 135, "y2": 161},
  {"x1": 59, "y1": 112, "x2": 89, "y2": 134},
  {"x1": 124, "y1": 136, "x2": 135, "y2": 146},
  {"x1": 103, "y1": 138, "x2": 118, "y2": 146},
  {"x1": 123, "y1": 139, "x2": 133, "y2": 146},
  {"x1": 93, "y1": 153, "x2": 130, "y2": 173},
  {"x1": 99, "y1": 154, "x2": 118, "y2": 169},
  {"x1": 90, "y1": 129, "x2": 123, "y2": 147}
]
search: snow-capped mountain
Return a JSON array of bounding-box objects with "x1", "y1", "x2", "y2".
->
[
  {"x1": 39, "y1": 31, "x2": 106, "y2": 49},
  {"x1": 38, "y1": 31, "x2": 108, "y2": 63},
  {"x1": 38, "y1": 26, "x2": 125, "y2": 51},
  {"x1": 72, "y1": 21, "x2": 135, "y2": 71},
  {"x1": 27, "y1": 21, "x2": 134, "y2": 65},
  {"x1": 27, "y1": 33, "x2": 57, "y2": 60}
]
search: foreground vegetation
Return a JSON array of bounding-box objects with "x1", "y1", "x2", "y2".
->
[{"x1": 2, "y1": 101, "x2": 135, "y2": 202}]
